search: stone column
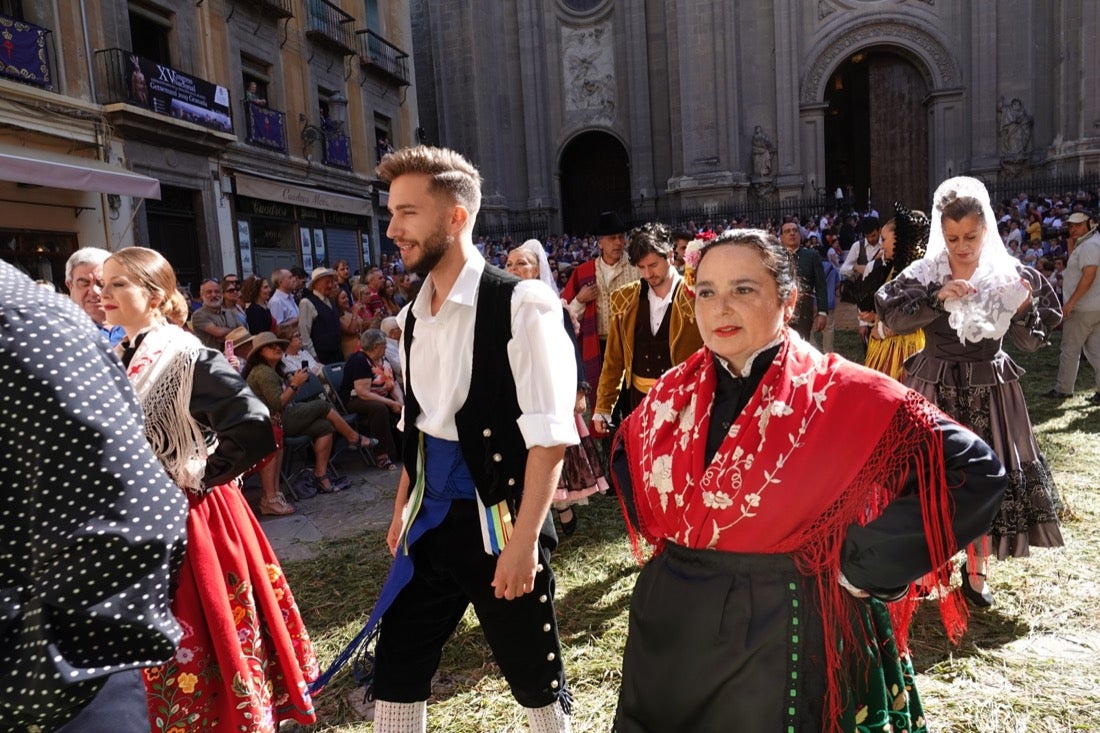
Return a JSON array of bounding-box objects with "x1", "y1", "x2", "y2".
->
[{"x1": 798, "y1": 103, "x2": 828, "y2": 198}]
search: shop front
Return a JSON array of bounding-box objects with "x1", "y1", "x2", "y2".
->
[{"x1": 232, "y1": 172, "x2": 372, "y2": 279}]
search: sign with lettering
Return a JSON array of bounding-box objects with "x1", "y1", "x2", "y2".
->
[
  {"x1": 125, "y1": 53, "x2": 232, "y2": 133},
  {"x1": 234, "y1": 173, "x2": 370, "y2": 216}
]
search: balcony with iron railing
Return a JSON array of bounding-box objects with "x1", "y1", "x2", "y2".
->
[
  {"x1": 0, "y1": 12, "x2": 54, "y2": 89},
  {"x1": 356, "y1": 29, "x2": 409, "y2": 87},
  {"x1": 229, "y1": 0, "x2": 293, "y2": 19},
  {"x1": 305, "y1": 0, "x2": 357, "y2": 56}
]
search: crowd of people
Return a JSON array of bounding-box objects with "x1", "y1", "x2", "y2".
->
[{"x1": 6, "y1": 148, "x2": 1097, "y2": 733}]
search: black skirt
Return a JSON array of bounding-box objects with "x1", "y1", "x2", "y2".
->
[{"x1": 615, "y1": 543, "x2": 827, "y2": 733}]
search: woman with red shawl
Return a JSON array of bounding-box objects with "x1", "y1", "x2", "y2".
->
[{"x1": 612, "y1": 229, "x2": 1006, "y2": 732}]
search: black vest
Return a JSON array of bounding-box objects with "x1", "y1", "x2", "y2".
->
[
  {"x1": 632, "y1": 282, "x2": 674, "y2": 379},
  {"x1": 402, "y1": 267, "x2": 531, "y2": 512},
  {"x1": 301, "y1": 290, "x2": 341, "y2": 354}
]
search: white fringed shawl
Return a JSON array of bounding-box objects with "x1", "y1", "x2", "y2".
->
[{"x1": 124, "y1": 324, "x2": 213, "y2": 494}]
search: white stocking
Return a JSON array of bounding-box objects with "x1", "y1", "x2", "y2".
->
[
  {"x1": 525, "y1": 699, "x2": 571, "y2": 733},
  {"x1": 373, "y1": 700, "x2": 427, "y2": 733}
]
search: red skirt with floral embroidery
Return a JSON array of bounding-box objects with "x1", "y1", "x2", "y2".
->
[{"x1": 143, "y1": 484, "x2": 318, "y2": 732}]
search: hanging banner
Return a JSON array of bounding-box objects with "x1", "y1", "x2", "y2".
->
[
  {"x1": 125, "y1": 53, "x2": 232, "y2": 133},
  {"x1": 0, "y1": 16, "x2": 51, "y2": 88}
]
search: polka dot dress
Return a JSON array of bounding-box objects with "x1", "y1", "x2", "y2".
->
[{"x1": 0, "y1": 260, "x2": 188, "y2": 730}]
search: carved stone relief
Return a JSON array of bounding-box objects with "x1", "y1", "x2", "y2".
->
[
  {"x1": 561, "y1": 22, "x2": 616, "y2": 124},
  {"x1": 801, "y1": 20, "x2": 958, "y2": 105}
]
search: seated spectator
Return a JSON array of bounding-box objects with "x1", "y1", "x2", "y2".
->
[
  {"x1": 277, "y1": 323, "x2": 323, "y2": 377},
  {"x1": 338, "y1": 328, "x2": 402, "y2": 471},
  {"x1": 244, "y1": 332, "x2": 376, "y2": 494}
]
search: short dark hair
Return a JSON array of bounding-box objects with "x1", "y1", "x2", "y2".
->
[
  {"x1": 860, "y1": 216, "x2": 881, "y2": 235},
  {"x1": 626, "y1": 222, "x2": 672, "y2": 265}
]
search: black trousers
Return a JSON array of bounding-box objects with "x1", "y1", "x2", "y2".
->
[{"x1": 372, "y1": 501, "x2": 567, "y2": 708}]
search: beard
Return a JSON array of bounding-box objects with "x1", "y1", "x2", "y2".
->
[{"x1": 404, "y1": 222, "x2": 450, "y2": 276}]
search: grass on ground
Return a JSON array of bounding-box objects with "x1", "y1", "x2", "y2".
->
[{"x1": 285, "y1": 329, "x2": 1100, "y2": 732}]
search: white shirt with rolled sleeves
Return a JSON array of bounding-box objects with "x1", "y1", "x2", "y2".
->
[{"x1": 396, "y1": 253, "x2": 579, "y2": 450}]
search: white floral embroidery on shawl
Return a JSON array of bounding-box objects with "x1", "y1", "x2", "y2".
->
[{"x1": 640, "y1": 345, "x2": 840, "y2": 549}]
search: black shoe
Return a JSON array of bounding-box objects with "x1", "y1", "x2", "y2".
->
[
  {"x1": 959, "y1": 561, "x2": 993, "y2": 608},
  {"x1": 558, "y1": 508, "x2": 578, "y2": 537},
  {"x1": 1042, "y1": 389, "x2": 1073, "y2": 399},
  {"x1": 1088, "y1": 392, "x2": 1100, "y2": 405}
]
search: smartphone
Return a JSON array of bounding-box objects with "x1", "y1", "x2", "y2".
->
[
  {"x1": 301, "y1": 359, "x2": 309, "y2": 370},
  {"x1": 224, "y1": 338, "x2": 235, "y2": 360}
]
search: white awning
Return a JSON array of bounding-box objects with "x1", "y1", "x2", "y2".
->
[
  {"x1": 234, "y1": 172, "x2": 370, "y2": 216},
  {"x1": 0, "y1": 142, "x2": 162, "y2": 199}
]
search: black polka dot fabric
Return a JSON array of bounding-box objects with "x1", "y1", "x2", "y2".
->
[{"x1": 0, "y1": 260, "x2": 188, "y2": 731}]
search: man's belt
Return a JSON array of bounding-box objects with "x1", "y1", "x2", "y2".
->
[{"x1": 632, "y1": 374, "x2": 660, "y2": 393}]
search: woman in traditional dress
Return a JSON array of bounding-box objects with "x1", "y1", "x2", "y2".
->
[
  {"x1": 877, "y1": 176, "x2": 1064, "y2": 607},
  {"x1": 612, "y1": 228, "x2": 1006, "y2": 732},
  {"x1": 859, "y1": 204, "x2": 929, "y2": 381},
  {"x1": 506, "y1": 239, "x2": 608, "y2": 536},
  {"x1": 101, "y1": 247, "x2": 318, "y2": 732}
]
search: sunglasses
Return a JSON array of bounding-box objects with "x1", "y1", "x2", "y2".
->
[{"x1": 224, "y1": 286, "x2": 239, "y2": 293}]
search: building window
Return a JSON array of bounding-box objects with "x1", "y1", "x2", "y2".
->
[
  {"x1": 363, "y1": 0, "x2": 379, "y2": 33},
  {"x1": 242, "y1": 55, "x2": 271, "y2": 107},
  {"x1": 0, "y1": 0, "x2": 24, "y2": 20},
  {"x1": 128, "y1": 2, "x2": 172, "y2": 65},
  {"x1": 375, "y1": 113, "x2": 393, "y2": 164}
]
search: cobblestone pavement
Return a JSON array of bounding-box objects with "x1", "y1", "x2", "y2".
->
[{"x1": 244, "y1": 459, "x2": 401, "y2": 563}]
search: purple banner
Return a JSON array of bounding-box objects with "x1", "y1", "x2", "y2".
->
[
  {"x1": 246, "y1": 102, "x2": 287, "y2": 152},
  {"x1": 0, "y1": 16, "x2": 51, "y2": 88},
  {"x1": 125, "y1": 53, "x2": 231, "y2": 133},
  {"x1": 323, "y1": 133, "x2": 352, "y2": 169}
]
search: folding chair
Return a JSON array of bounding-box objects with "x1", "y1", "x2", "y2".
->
[{"x1": 300, "y1": 369, "x2": 375, "y2": 469}]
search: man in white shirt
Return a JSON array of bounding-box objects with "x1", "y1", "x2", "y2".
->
[
  {"x1": 268, "y1": 268, "x2": 299, "y2": 326},
  {"x1": 592, "y1": 223, "x2": 703, "y2": 436},
  {"x1": 349, "y1": 146, "x2": 577, "y2": 732},
  {"x1": 840, "y1": 217, "x2": 883, "y2": 344},
  {"x1": 1046, "y1": 211, "x2": 1100, "y2": 403}
]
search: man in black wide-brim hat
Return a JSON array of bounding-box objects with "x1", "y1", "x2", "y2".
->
[{"x1": 560, "y1": 211, "x2": 638, "y2": 400}]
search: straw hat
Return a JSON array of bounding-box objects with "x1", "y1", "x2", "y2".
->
[
  {"x1": 224, "y1": 326, "x2": 252, "y2": 348},
  {"x1": 308, "y1": 267, "x2": 337, "y2": 288},
  {"x1": 246, "y1": 331, "x2": 289, "y2": 365}
]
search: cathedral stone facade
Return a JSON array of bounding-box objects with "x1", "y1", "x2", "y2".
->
[{"x1": 411, "y1": 0, "x2": 1100, "y2": 234}]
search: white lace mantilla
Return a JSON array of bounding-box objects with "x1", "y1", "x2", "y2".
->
[{"x1": 906, "y1": 176, "x2": 1030, "y2": 344}]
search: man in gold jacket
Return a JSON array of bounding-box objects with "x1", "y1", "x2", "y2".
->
[{"x1": 592, "y1": 223, "x2": 703, "y2": 435}]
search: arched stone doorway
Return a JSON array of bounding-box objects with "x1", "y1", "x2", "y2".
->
[
  {"x1": 559, "y1": 131, "x2": 630, "y2": 236},
  {"x1": 825, "y1": 49, "x2": 929, "y2": 215}
]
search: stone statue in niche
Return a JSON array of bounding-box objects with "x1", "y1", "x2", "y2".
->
[
  {"x1": 751, "y1": 125, "x2": 776, "y2": 179},
  {"x1": 998, "y1": 97, "x2": 1033, "y2": 160}
]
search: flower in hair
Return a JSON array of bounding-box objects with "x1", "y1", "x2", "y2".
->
[{"x1": 682, "y1": 238, "x2": 710, "y2": 296}]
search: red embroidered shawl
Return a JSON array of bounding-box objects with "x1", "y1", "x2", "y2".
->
[{"x1": 617, "y1": 334, "x2": 966, "y2": 729}]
